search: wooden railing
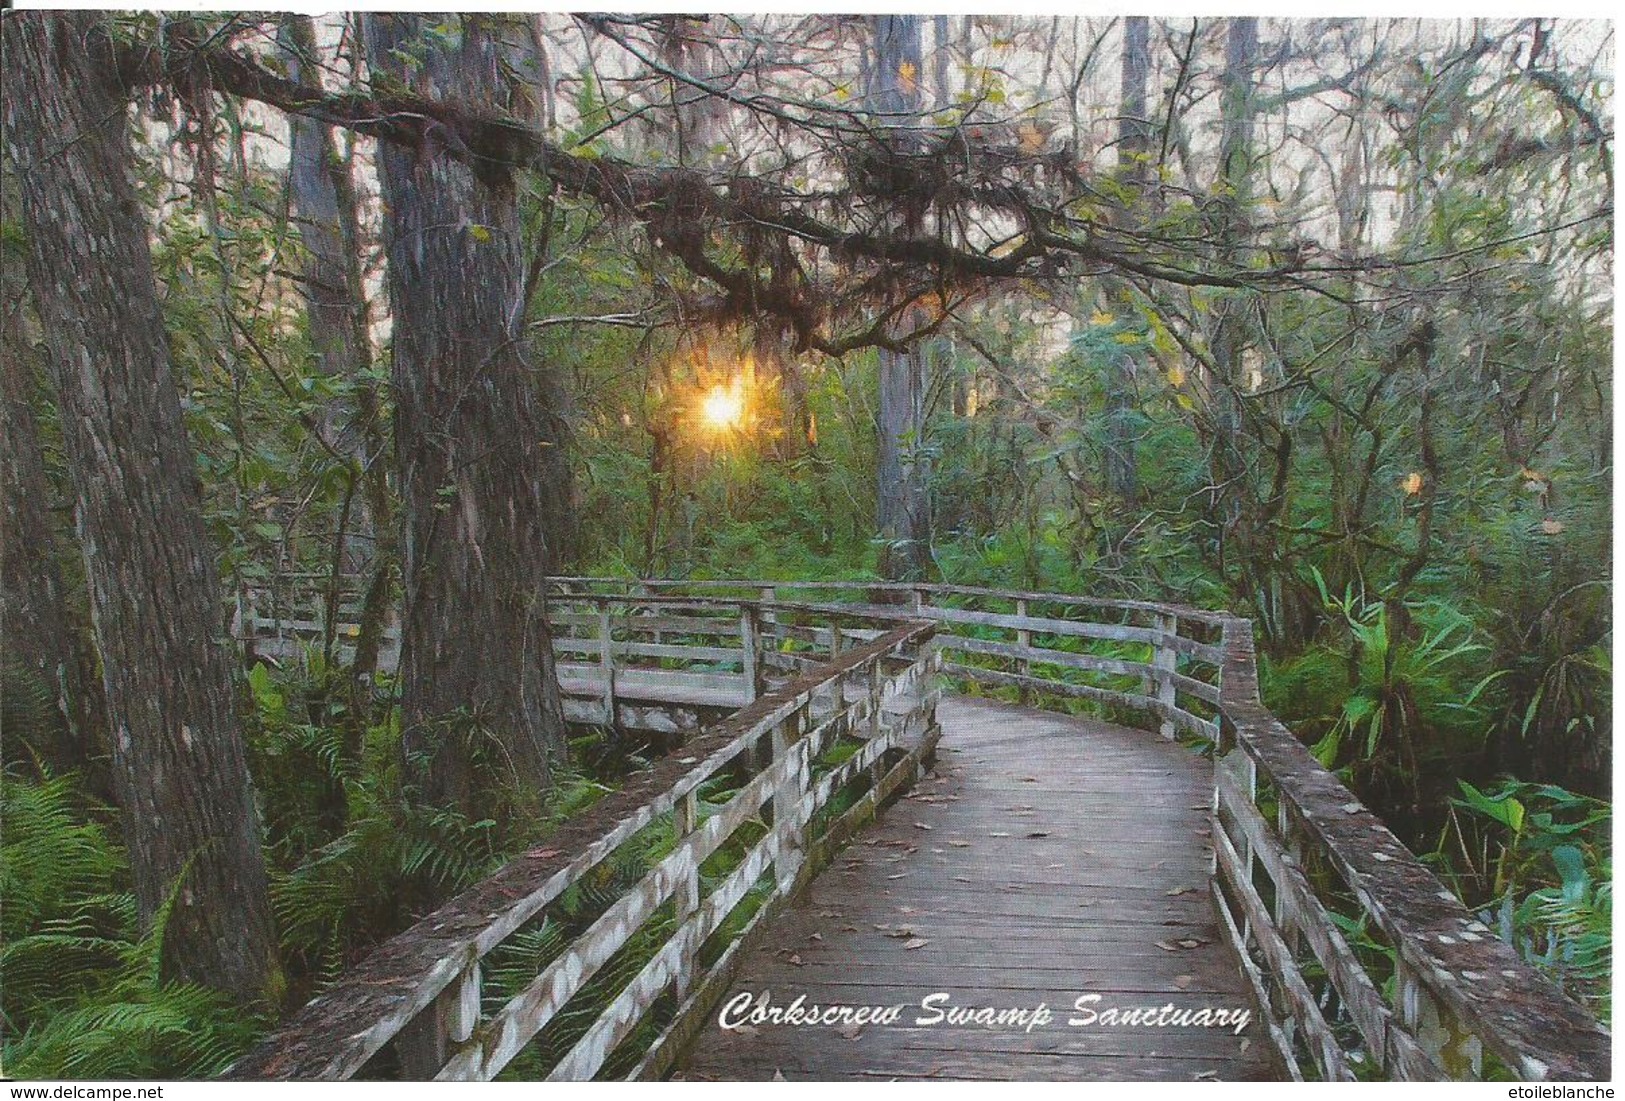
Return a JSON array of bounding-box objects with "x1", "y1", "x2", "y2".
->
[
  {"x1": 544, "y1": 579, "x2": 1612, "y2": 1082},
  {"x1": 230, "y1": 577, "x2": 1608, "y2": 1081},
  {"x1": 229, "y1": 602, "x2": 940, "y2": 1080}
]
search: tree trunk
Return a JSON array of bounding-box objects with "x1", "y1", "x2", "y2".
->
[
  {"x1": 1, "y1": 11, "x2": 275, "y2": 1005},
  {"x1": 363, "y1": 14, "x2": 567, "y2": 812},
  {"x1": 0, "y1": 280, "x2": 98, "y2": 778},
  {"x1": 867, "y1": 15, "x2": 933, "y2": 582},
  {"x1": 1101, "y1": 16, "x2": 1151, "y2": 504},
  {"x1": 277, "y1": 14, "x2": 395, "y2": 832},
  {"x1": 1208, "y1": 18, "x2": 1261, "y2": 602}
]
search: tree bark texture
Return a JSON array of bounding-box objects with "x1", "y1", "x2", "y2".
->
[
  {"x1": 1, "y1": 11, "x2": 275, "y2": 1004},
  {"x1": 867, "y1": 15, "x2": 933, "y2": 582},
  {"x1": 362, "y1": 14, "x2": 567, "y2": 811},
  {"x1": 0, "y1": 285, "x2": 98, "y2": 776}
]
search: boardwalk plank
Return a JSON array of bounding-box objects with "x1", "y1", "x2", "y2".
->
[{"x1": 678, "y1": 697, "x2": 1279, "y2": 1081}]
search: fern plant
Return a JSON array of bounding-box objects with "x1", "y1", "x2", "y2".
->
[{"x1": 1, "y1": 771, "x2": 262, "y2": 1078}]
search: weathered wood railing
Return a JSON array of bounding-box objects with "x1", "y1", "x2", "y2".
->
[
  {"x1": 230, "y1": 576, "x2": 1608, "y2": 1080},
  {"x1": 228, "y1": 607, "x2": 940, "y2": 1080},
  {"x1": 541, "y1": 578, "x2": 1611, "y2": 1082}
]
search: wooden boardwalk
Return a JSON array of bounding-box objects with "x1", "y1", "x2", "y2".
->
[{"x1": 679, "y1": 696, "x2": 1279, "y2": 1081}]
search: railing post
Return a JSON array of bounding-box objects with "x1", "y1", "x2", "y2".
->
[
  {"x1": 1015, "y1": 598, "x2": 1031, "y2": 704},
  {"x1": 773, "y1": 706, "x2": 811, "y2": 894},
  {"x1": 861, "y1": 654, "x2": 890, "y2": 792},
  {"x1": 739, "y1": 604, "x2": 762, "y2": 702},
  {"x1": 1153, "y1": 611, "x2": 1178, "y2": 739},
  {"x1": 672, "y1": 789, "x2": 701, "y2": 1000},
  {"x1": 396, "y1": 959, "x2": 481, "y2": 1080},
  {"x1": 1395, "y1": 959, "x2": 1483, "y2": 1079},
  {"x1": 598, "y1": 601, "x2": 616, "y2": 726},
  {"x1": 759, "y1": 585, "x2": 777, "y2": 635}
]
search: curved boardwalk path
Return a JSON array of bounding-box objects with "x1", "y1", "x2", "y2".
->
[{"x1": 679, "y1": 696, "x2": 1279, "y2": 1081}]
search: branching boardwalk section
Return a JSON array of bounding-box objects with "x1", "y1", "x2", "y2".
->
[{"x1": 680, "y1": 697, "x2": 1276, "y2": 1081}]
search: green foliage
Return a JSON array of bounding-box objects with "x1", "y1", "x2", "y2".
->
[
  {"x1": 0, "y1": 772, "x2": 262, "y2": 1077},
  {"x1": 1440, "y1": 779, "x2": 1610, "y2": 1018}
]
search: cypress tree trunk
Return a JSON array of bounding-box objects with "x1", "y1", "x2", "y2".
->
[
  {"x1": 277, "y1": 14, "x2": 395, "y2": 831},
  {"x1": 363, "y1": 14, "x2": 567, "y2": 812},
  {"x1": 1195, "y1": 18, "x2": 1260, "y2": 596},
  {"x1": 1, "y1": 11, "x2": 275, "y2": 1005},
  {"x1": 1102, "y1": 16, "x2": 1150, "y2": 504},
  {"x1": 866, "y1": 14, "x2": 933, "y2": 582},
  {"x1": 0, "y1": 288, "x2": 97, "y2": 777}
]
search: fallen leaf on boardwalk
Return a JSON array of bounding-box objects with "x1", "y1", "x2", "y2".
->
[
  {"x1": 819, "y1": 910, "x2": 839, "y2": 918},
  {"x1": 898, "y1": 905, "x2": 919, "y2": 914},
  {"x1": 788, "y1": 953, "x2": 804, "y2": 966},
  {"x1": 990, "y1": 831, "x2": 1011, "y2": 838},
  {"x1": 887, "y1": 872, "x2": 907, "y2": 880},
  {"x1": 1174, "y1": 975, "x2": 1193, "y2": 990},
  {"x1": 773, "y1": 1069, "x2": 787, "y2": 1081},
  {"x1": 836, "y1": 1021, "x2": 863, "y2": 1041},
  {"x1": 953, "y1": 876, "x2": 973, "y2": 883},
  {"x1": 913, "y1": 822, "x2": 933, "y2": 830},
  {"x1": 949, "y1": 840, "x2": 971, "y2": 848},
  {"x1": 1177, "y1": 937, "x2": 1207, "y2": 949},
  {"x1": 903, "y1": 938, "x2": 930, "y2": 950},
  {"x1": 1026, "y1": 831, "x2": 1050, "y2": 838},
  {"x1": 733, "y1": 1025, "x2": 759, "y2": 1036},
  {"x1": 1156, "y1": 940, "x2": 1179, "y2": 952},
  {"x1": 1165, "y1": 886, "x2": 1196, "y2": 896},
  {"x1": 1194, "y1": 1070, "x2": 1218, "y2": 1081},
  {"x1": 840, "y1": 924, "x2": 859, "y2": 933},
  {"x1": 808, "y1": 932, "x2": 824, "y2": 942},
  {"x1": 1021, "y1": 777, "x2": 1039, "y2": 783},
  {"x1": 1045, "y1": 863, "x2": 1063, "y2": 869},
  {"x1": 1239, "y1": 1039, "x2": 1251, "y2": 1054}
]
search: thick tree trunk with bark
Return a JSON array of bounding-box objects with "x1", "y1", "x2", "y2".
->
[
  {"x1": 1, "y1": 11, "x2": 275, "y2": 1005},
  {"x1": 867, "y1": 15, "x2": 933, "y2": 582},
  {"x1": 0, "y1": 298, "x2": 97, "y2": 776},
  {"x1": 363, "y1": 14, "x2": 567, "y2": 812}
]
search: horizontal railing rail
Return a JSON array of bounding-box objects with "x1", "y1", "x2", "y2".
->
[
  {"x1": 229, "y1": 575, "x2": 1609, "y2": 1081},
  {"x1": 229, "y1": 609, "x2": 940, "y2": 1081}
]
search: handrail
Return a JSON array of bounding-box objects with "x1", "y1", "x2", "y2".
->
[
  {"x1": 229, "y1": 576, "x2": 1609, "y2": 1081},
  {"x1": 229, "y1": 608, "x2": 940, "y2": 1080},
  {"x1": 1211, "y1": 618, "x2": 1610, "y2": 1081},
  {"x1": 541, "y1": 579, "x2": 1613, "y2": 1082}
]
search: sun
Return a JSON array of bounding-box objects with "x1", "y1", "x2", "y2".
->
[{"x1": 699, "y1": 384, "x2": 745, "y2": 431}]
